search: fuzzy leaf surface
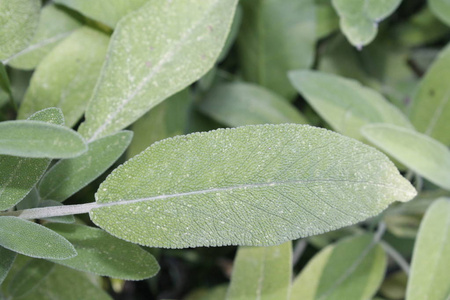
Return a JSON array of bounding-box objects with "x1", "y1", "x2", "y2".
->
[
  {"x1": 78, "y1": 0, "x2": 238, "y2": 141},
  {"x1": 90, "y1": 124, "x2": 416, "y2": 248}
]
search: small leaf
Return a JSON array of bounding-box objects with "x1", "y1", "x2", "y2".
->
[
  {"x1": 288, "y1": 70, "x2": 412, "y2": 140},
  {"x1": 45, "y1": 223, "x2": 159, "y2": 280},
  {"x1": 78, "y1": 0, "x2": 238, "y2": 141},
  {"x1": 5, "y1": 4, "x2": 83, "y2": 69},
  {"x1": 199, "y1": 82, "x2": 308, "y2": 127},
  {"x1": 408, "y1": 44, "x2": 450, "y2": 146},
  {"x1": 237, "y1": 0, "x2": 315, "y2": 99},
  {"x1": 16, "y1": 187, "x2": 40, "y2": 210},
  {"x1": 39, "y1": 200, "x2": 75, "y2": 224},
  {"x1": 0, "y1": 62, "x2": 12, "y2": 99},
  {"x1": 406, "y1": 198, "x2": 450, "y2": 300},
  {"x1": 361, "y1": 124, "x2": 450, "y2": 190},
  {"x1": 429, "y1": 0, "x2": 450, "y2": 26},
  {"x1": 7, "y1": 259, "x2": 54, "y2": 298},
  {"x1": 28, "y1": 107, "x2": 65, "y2": 125},
  {"x1": 332, "y1": 0, "x2": 402, "y2": 48},
  {"x1": 227, "y1": 242, "x2": 292, "y2": 300},
  {"x1": 18, "y1": 27, "x2": 109, "y2": 127},
  {"x1": 0, "y1": 120, "x2": 87, "y2": 158},
  {"x1": 0, "y1": 216, "x2": 76, "y2": 260},
  {"x1": 90, "y1": 124, "x2": 416, "y2": 248},
  {"x1": 290, "y1": 234, "x2": 387, "y2": 300},
  {"x1": 39, "y1": 131, "x2": 133, "y2": 202},
  {"x1": 0, "y1": 0, "x2": 40, "y2": 60},
  {"x1": 0, "y1": 247, "x2": 16, "y2": 285}
]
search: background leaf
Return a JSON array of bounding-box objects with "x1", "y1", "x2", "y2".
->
[
  {"x1": 429, "y1": 0, "x2": 450, "y2": 27},
  {"x1": 0, "y1": 247, "x2": 16, "y2": 285},
  {"x1": 90, "y1": 124, "x2": 416, "y2": 248},
  {"x1": 78, "y1": 0, "x2": 238, "y2": 141},
  {"x1": 7, "y1": 259, "x2": 54, "y2": 298}
]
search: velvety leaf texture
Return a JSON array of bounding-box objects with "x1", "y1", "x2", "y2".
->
[{"x1": 90, "y1": 124, "x2": 416, "y2": 248}]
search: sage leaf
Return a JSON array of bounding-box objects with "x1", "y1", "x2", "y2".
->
[
  {"x1": 361, "y1": 124, "x2": 450, "y2": 190},
  {"x1": 0, "y1": 108, "x2": 64, "y2": 211},
  {"x1": 54, "y1": 0, "x2": 147, "y2": 28},
  {"x1": 237, "y1": 0, "x2": 315, "y2": 99},
  {"x1": 90, "y1": 124, "x2": 416, "y2": 248},
  {"x1": 39, "y1": 131, "x2": 133, "y2": 202},
  {"x1": 0, "y1": 247, "x2": 16, "y2": 285},
  {"x1": 46, "y1": 223, "x2": 159, "y2": 280},
  {"x1": 0, "y1": 0, "x2": 40, "y2": 61},
  {"x1": 408, "y1": 44, "x2": 450, "y2": 146},
  {"x1": 289, "y1": 70, "x2": 413, "y2": 141},
  {"x1": 406, "y1": 198, "x2": 450, "y2": 300},
  {"x1": 332, "y1": 0, "x2": 402, "y2": 48},
  {"x1": 7, "y1": 259, "x2": 54, "y2": 298},
  {"x1": 0, "y1": 216, "x2": 76, "y2": 260},
  {"x1": 290, "y1": 234, "x2": 386, "y2": 300},
  {"x1": 18, "y1": 27, "x2": 109, "y2": 127},
  {"x1": 227, "y1": 242, "x2": 292, "y2": 300},
  {"x1": 199, "y1": 82, "x2": 308, "y2": 127},
  {"x1": 0, "y1": 120, "x2": 87, "y2": 158},
  {"x1": 78, "y1": 0, "x2": 238, "y2": 141},
  {"x1": 6, "y1": 4, "x2": 83, "y2": 69},
  {"x1": 0, "y1": 63, "x2": 12, "y2": 100},
  {"x1": 429, "y1": 0, "x2": 450, "y2": 26},
  {"x1": 16, "y1": 187, "x2": 40, "y2": 210}
]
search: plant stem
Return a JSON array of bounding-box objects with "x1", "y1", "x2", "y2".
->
[
  {"x1": 0, "y1": 202, "x2": 98, "y2": 219},
  {"x1": 380, "y1": 240, "x2": 410, "y2": 275},
  {"x1": 292, "y1": 239, "x2": 307, "y2": 266}
]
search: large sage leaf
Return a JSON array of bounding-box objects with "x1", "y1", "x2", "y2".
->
[
  {"x1": 78, "y1": 0, "x2": 238, "y2": 141},
  {"x1": 7, "y1": 259, "x2": 54, "y2": 298},
  {"x1": 90, "y1": 124, "x2": 416, "y2": 248},
  {"x1": 289, "y1": 70, "x2": 412, "y2": 140},
  {"x1": 199, "y1": 82, "x2": 307, "y2": 127},
  {"x1": 0, "y1": 247, "x2": 16, "y2": 285},
  {"x1": 39, "y1": 131, "x2": 132, "y2": 202},
  {"x1": 0, "y1": 120, "x2": 87, "y2": 158},
  {"x1": 406, "y1": 198, "x2": 450, "y2": 300},
  {"x1": 0, "y1": 216, "x2": 76, "y2": 260},
  {"x1": 18, "y1": 27, "x2": 109, "y2": 127},
  {"x1": 332, "y1": 0, "x2": 402, "y2": 48},
  {"x1": 0, "y1": 0, "x2": 40, "y2": 61},
  {"x1": 5, "y1": 4, "x2": 82, "y2": 69},
  {"x1": 408, "y1": 44, "x2": 450, "y2": 146},
  {"x1": 45, "y1": 223, "x2": 159, "y2": 280},
  {"x1": 227, "y1": 242, "x2": 292, "y2": 300},
  {"x1": 361, "y1": 124, "x2": 450, "y2": 190},
  {"x1": 290, "y1": 234, "x2": 386, "y2": 300},
  {"x1": 429, "y1": 0, "x2": 450, "y2": 26},
  {"x1": 237, "y1": 0, "x2": 315, "y2": 99},
  {"x1": 0, "y1": 108, "x2": 64, "y2": 211}
]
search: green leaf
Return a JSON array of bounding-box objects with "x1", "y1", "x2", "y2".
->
[
  {"x1": 0, "y1": 0, "x2": 40, "y2": 61},
  {"x1": 0, "y1": 62, "x2": 12, "y2": 99},
  {"x1": 0, "y1": 247, "x2": 16, "y2": 285},
  {"x1": 38, "y1": 200, "x2": 75, "y2": 224},
  {"x1": 237, "y1": 0, "x2": 315, "y2": 99},
  {"x1": 380, "y1": 271, "x2": 407, "y2": 300},
  {"x1": 406, "y1": 198, "x2": 450, "y2": 300},
  {"x1": 429, "y1": 0, "x2": 450, "y2": 26},
  {"x1": 18, "y1": 27, "x2": 109, "y2": 127},
  {"x1": 45, "y1": 223, "x2": 159, "y2": 280},
  {"x1": 288, "y1": 70, "x2": 412, "y2": 140},
  {"x1": 290, "y1": 234, "x2": 387, "y2": 300},
  {"x1": 16, "y1": 187, "x2": 40, "y2": 210},
  {"x1": 316, "y1": 0, "x2": 339, "y2": 39},
  {"x1": 0, "y1": 216, "x2": 76, "y2": 260},
  {"x1": 199, "y1": 82, "x2": 308, "y2": 127},
  {"x1": 361, "y1": 124, "x2": 450, "y2": 190},
  {"x1": 332, "y1": 0, "x2": 402, "y2": 48},
  {"x1": 7, "y1": 259, "x2": 54, "y2": 298},
  {"x1": 54, "y1": 0, "x2": 147, "y2": 28},
  {"x1": 89, "y1": 124, "x2": 416, "y2": 248},
  {"x1": 0, "y1": 108, "x2": 64, "y2": 211},
  {"x1": 15, "y1": 264, "x2": 112, "y2": 300},
  {"x1": 39, "y1": 131, "x2": 133, "y2": 202},
  {"x1": 78, "y1": 0, "x2": 238, "y2": 141},
  {"x1": 227, "y1": 241, "x2": 292, "y2": 300},
  {"x1": 408, "y1": 44, "x2": 450, "y2": 146},
  {"x1": 0, "y1": 120, "x2": 87, "y2": 158},
  {"x1": 5, "y1": 4, "x2": 83, "y2": 69}
]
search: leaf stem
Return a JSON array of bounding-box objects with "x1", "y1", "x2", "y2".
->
[
  {"x1": 0, "y1": 202, "x2": 98, "y2": 219},
  {"x1": 380, "y1": 240, "x2": 410, "y2": 274}
]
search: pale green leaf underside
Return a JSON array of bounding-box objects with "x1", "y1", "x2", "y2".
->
[
  {"x1": 429, "y1": 0, "x2": 450, "y2": 27},
  {"x1": 227, "y1": 242, "x2": 292, "y2": 300},
  {"x1": 78, "y1": 0, "x2": 238, "y2": 141},
  {"x1": 0, "y1": 247, "x2": 16, "y2": 285},
  {"x1": 290, "y1": 234, "x2": 386, "y2": 300},
  {"x1": 199, "y1": 82, "x2": 307, "y2": 127},
  {"x1": 0, "y1": 216, "x2": 76, "y2": 260},
  {"x1": 0, "y1": 120, "x2": 87, "y2": 158},
  {"x1": 46, "y1": 223, "x2": 159, "y2": 280},
  {"x1": 289, "y1": 70, "x2": 412, "y2": 141},
  {"x1": 90, "y1": 124, "x2": 416, "y2": 248},
  {"x1": 406, "y1": 198, "x2": 450, "y2": 300},
  {"x1": 332, "y1": 0, "x2": 402, "y2": 47},
  {"x1": 361, "y1": 124, "x2": 450, "y2": 190},
  {"x1": 7, "y1": 259, "x2": 54, "y2": 298}
]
